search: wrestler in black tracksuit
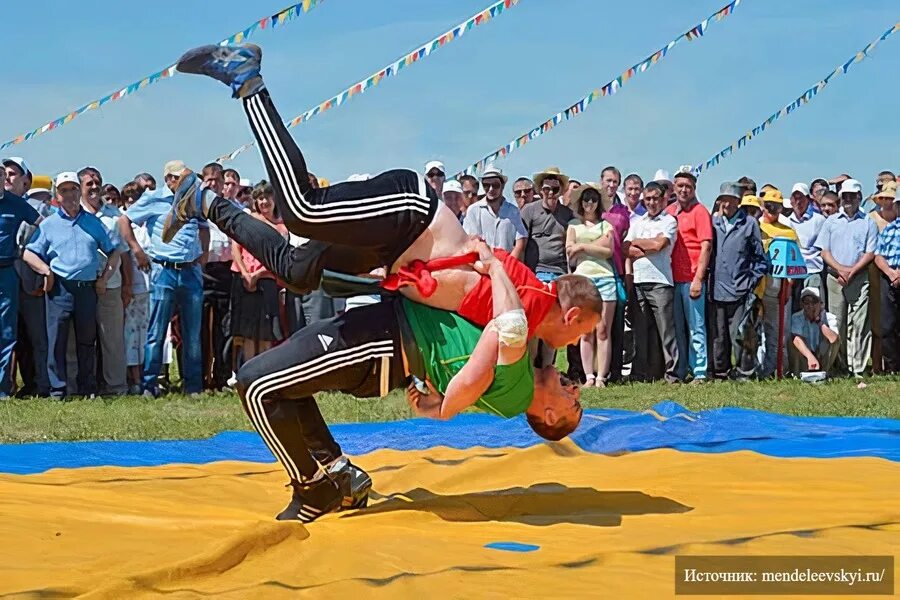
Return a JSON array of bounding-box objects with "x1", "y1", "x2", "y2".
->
[{"x1": 201, "y1": 87, "x2": 441, "y2": 513}]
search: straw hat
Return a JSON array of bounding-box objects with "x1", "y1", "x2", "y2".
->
[
  {"x1": 532, "y1": 166, "x2": 570, "y2": 191},
  {"x1": 480, "y1": 165, "x2": 508, "y2": 185},
  {"x1": 569, "y1": 182, "x2": 612, "y2": 215},
  {"x1": 873, "y1": 180, "x2": 897, "y2": 201}
]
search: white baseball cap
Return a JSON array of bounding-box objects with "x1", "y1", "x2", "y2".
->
[
  {"x1": 442, "y1": 180, "x2": 463, "y2": 195},
  {"x1": 425, "y1": 160, "x2": 445, "y2": 175},
  {"x1": 2, "y1": 156, "x2": 31, "y2": 176},
  {"x1": 55, "y1": 172, "x2": 80, "y2": 189},
  {"x1": 27, "y1": 186, "x2": 52, "y2": 197},
  {"x1": 800, "y1": 286, "x2": 821, "y2": 301},
  {"x1": 239, "y1": 178, "x2": 251, "y2": 187},
  {"x1": 791, "y1": 182, "x2": 810, "y2": 197},
  {"x1": 840, "y1": 179, "x2": 862, "y2": 194},
  {"x1": 653, "y1": 169, "x2": 671, "y2": 183}
]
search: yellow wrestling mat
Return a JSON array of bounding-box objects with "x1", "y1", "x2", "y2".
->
[{"x1": 1, "y1": 443, "x2": 897, "y2": 599}]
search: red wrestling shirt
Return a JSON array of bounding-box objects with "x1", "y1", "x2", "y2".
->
[
  {"x1": 457, "y1": 250, "x2": 557, "y2": 336},
  {"x1": 381, "y1": 249, "x2": 558, "y2": 336}
]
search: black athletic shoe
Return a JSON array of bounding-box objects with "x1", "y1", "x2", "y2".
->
[
  {"x1": 176, "y1": 44, "x2": 263, "y2": 98},
  {"x1": 275, "y1": 476, "x2": 343, "y2": 523},
  {"x1": 331, "y1": 460, "x2": 372, "y2": 510}
]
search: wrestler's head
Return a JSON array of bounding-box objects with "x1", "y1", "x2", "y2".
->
[
  {"x1": 535, "y1": 274, "x2": 603, "y2": 348},
  {"x1": 526, "y1": 366, "x2": 583, "y2": 441}
]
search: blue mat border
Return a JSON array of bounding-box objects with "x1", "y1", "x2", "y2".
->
[{"x1": 1, "y1": 401, "x2": 897, "y2": 474}]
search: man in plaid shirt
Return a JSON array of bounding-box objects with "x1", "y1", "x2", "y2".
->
[{"x1": 873, "y1": 181, "x2": 900, "y2": 373}]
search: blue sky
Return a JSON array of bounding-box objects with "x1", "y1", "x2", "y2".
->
[{"x1": 2, "y1": 0, "x2": 897, "y2": 203}]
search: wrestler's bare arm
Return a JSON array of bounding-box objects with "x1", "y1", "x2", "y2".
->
[{"x1": 409, "y1": 249, "x2": 527, "y2": 420}]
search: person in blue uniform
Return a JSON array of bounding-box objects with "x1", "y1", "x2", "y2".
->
[
  {"x1": 0, "y1": 174, "x2": 40, "y2": 397},
  {"x1": 23, "y1": 172, "x2": 122, "y2": 398}
]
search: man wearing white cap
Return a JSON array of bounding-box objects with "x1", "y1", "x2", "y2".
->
[
  {"x1": 0, "y1": 161, "x2": 42, "y2": 397},
  {"x1": 23, "y1": 173, "x2": 122, "y2": 398},
  {"x1": 425, "y1": 161, "x2": 445, "y2": 196},
  {"x1": 653, "y1": 169, "x2": 674, "y2": 203},
  {"x1": 789, "y1": 286, "x2": 839, "y2": 374},
  {"x1": 237, "y1": 178, "x2": 253, "y2": 208},
  {"x1": 873, "y1": 182, "x2": 900, "y2": 373},
  {"x1": 5, "y1": 157, "x2": 53, "y2": 397},
  {"x1": 441, "y1": 179, "x2": 464, "y2": 223},
  {"x1": 814, "y1": 179, "x2": 879, "y2": 376},
  {"x1": 788, "y1": 182, "x2": 827, "y2": 307},
  {"x1": 463, "y1": 166, "x2": 527, "y2": 257}
]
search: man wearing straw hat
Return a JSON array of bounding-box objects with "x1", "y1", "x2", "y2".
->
[
  {"x1": 522, "y1": 167, "x2": 573, "y2": 282},
  {"x1": 872, "y1": 181, "x2": 900, "y2": 373},
  {"x1": 463, "y1": 165, "x2": 527, "y2": 257},
  {"x1": 522, "y1": 167, "x2": 574, "y2": 366}
]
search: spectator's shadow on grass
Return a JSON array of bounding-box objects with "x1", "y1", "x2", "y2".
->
[{"x1": 344, "y1": 483, "x2": 692, "y2": 527}]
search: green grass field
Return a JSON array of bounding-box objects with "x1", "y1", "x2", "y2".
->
[{"x1": 1, "y1": 377, "x2": 898, "y2": 443}]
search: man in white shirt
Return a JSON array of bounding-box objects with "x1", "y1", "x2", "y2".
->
[
  {"x1": 462, "y1": 166, "x2": 527, "y2": 258},
  {"x1": 625, "y1": 181, "x2": 680, "y2": 382},
  {"x1": 788, "y1": 182, "x2": 828, "y2": 305}
]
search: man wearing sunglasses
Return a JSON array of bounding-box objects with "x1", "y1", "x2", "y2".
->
[
  {"x1": 512, "y1": 177, "x2": 536, "y2": 210},
  {"x1": 458, "y1": 174, "x2": 479, "y2": 216},
  {"x1": 521, "y1": 167, "x2": 574, "y2": 366},
  {"x1": 462, "y1": 166, "x2": 527, "y2": 259},
  {"x1": 521, "y1": 167, "x2": 573, "y2": 281},
  {"x1": 424, "y1": 160, "x2": 446, "y2": 196}
]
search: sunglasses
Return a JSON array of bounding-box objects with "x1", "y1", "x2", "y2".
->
[
  {"x1": 763, "y1": 202, "x2": 782, "y2": 213},
  {"x1": 581, "y1": 197, "x2": 599, "y2": 203},
  {"x1": 542, "y1": 186, "x2": 561, "y2": 194},
  {"x1": 513, "y1": 189, "x2": 532, "y2": 196},
  {"x1": 483, "y1": 181, "x2": 502, "y2": 190},
  {"x1": 426, "y1": 171, "x2": 445, "y2": 178}
]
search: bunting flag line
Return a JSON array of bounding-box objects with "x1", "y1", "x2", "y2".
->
[
  {"x1": 0, "y1": 0, "x2": 324, "y2": 152},
  {"x1": 217, "y1": 0, "x2": 520, "y2": 163},
  {"x1": 452, "y1": 0, "x2": 742, "y2": 179},
  {"x1": 692, "y1": 22, "x2": 900, "y2": 176}
]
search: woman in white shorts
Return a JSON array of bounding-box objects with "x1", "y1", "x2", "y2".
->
[{"x1": 566, "y1": 183, "x2": 617, "y2": 387}]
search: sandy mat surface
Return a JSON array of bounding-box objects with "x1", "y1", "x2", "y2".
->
[{"x1": 0, "y1": 443, "x2": 896, "y2": 598}]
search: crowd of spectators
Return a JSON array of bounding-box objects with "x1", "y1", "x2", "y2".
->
[{"x1": 0, "y1": 155, "x2": 897, "y2": 399}]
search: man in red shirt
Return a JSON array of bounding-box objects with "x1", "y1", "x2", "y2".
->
[{"x1": 666, "y1": 171, "x2": 713, "y2": 382}]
